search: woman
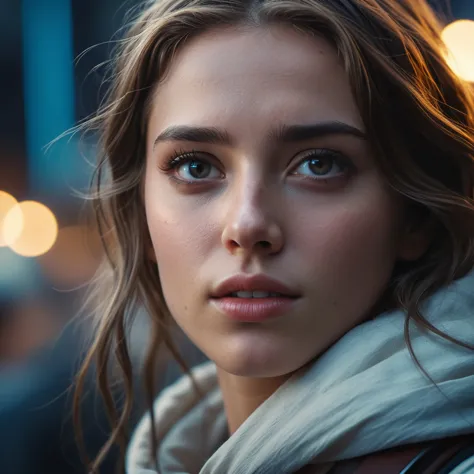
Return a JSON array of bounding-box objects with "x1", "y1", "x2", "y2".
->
[{"x1": 74, "y1": 0, "x2": 474, "y2": 472}]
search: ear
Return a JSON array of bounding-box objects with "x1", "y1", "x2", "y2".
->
[{"x1": 397, "y1": 219, "x2": 434, "y2": 261}]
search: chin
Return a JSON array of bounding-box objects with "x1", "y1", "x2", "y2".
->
[{"x1": 209, "y1": 337, "x2": 310, "y2": 378}]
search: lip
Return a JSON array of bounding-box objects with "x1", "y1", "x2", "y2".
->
[
  {"x1": 211, "y1": 297, "x2": 297, "y2": 322},
  {"x1": 210, "y1": 274, "x2": 300, "y2": 322},
  {"x1": 210, "y1": 274, "x2": 299, "y2": 299}
]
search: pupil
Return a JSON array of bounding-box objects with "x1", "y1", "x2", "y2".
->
[
  {"x1": 189, "y1": 161, "x2": 210, "y2": 178},
  {"x1": 309, "y1": 157, "x2": 331, "y2": 175}
]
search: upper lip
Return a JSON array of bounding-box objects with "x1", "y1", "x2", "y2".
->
[{"x1": 210, "y1": 274, "x2": 300, "y2": 298}]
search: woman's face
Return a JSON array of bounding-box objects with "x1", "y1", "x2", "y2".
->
[{"x1": 145, "y1": 25, "x2": 406, "y2": 377}]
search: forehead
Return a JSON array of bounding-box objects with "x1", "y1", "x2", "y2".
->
[{"x1": 148, "y1": 25, "x2": 363, "y2": 139}]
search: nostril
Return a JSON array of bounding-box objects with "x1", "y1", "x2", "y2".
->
[
  {"x1": 229, "y1": 240, "x2": 240, "y2": 250},
  {"x1": 224, "y1": 239, "x2": 276, "y2": 255}
]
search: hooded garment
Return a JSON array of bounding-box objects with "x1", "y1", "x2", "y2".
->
[{"x1": 127, "y1": 271, "x2": 474, "y2": 474}]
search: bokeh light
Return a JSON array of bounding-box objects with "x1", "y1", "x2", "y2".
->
[
  {"x1": 3, "y1": 201, "x2": 58, "y2": 257},
  {"x1": 442, "y1": 20, "x2": 474, "y2": 82},
  {"x1": 0, "y1": 191, "x2": 21, "y2": 247}
]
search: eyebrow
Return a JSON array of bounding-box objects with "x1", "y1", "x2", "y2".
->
[{"x1": 153, "y1": 121, "x2": 367, "y2": 149}]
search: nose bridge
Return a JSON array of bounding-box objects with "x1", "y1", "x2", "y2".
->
[
  {"x1": 231, "y1": 169, "x2": 269, "y2": 228},
  {"x1": 222, "y1": 167, "x2": 283, "y2": 255}
]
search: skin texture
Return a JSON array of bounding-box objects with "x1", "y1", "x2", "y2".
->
[{"x1": 144, "y1": 25, "x2": 423, "y2": 434}]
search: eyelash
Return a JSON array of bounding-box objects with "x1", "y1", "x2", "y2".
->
[
  {"x1": 160, "y1": 148, "x2": 353, "y2": 185},
  {"x1": 159, "y1": 149, "x2": 219, "y2": 186},
  {"x1": 292, "y1": 149, "x2": 353, "y2": 179},
  {"x1": 161, "y1": 149, "x2": 203, "y2": 172}
]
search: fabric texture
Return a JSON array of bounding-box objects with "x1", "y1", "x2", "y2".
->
[{"x1": 126, "y1": 271, "x2": 474, "y2": 474}]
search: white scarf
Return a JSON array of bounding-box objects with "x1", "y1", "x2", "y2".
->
[{"x1": 127, "y1": 271, "x2": 474, "y2": 474}]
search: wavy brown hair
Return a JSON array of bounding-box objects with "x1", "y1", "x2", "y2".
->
[{"x1": 73, "y1": 0, "x2": 474, "y2": 472}]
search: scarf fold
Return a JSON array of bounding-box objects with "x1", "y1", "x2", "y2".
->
[{"x1": 127, "y1": 271, "x2": 474, "y2": 474}]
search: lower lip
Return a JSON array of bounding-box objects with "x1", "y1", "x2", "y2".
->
[{"x1": 211, "y1": 297, "x2": 297, "y2": 322}]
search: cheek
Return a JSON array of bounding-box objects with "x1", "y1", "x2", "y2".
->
[
  {"x1": 301, "y1": 202, "x2": 398, "y2": 264},
  {"x1": 144, "y1": 189, "x2": 218, "y2": 313},
  {"x1": 294, "y1": 186, "x2": 401, "y2": 310},
  {"x1": 146, "y1": 203, "x2": 217, "y2": 263}
]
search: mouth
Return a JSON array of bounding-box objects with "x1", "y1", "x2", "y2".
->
[
  {"x1": 210, "y1": 294, "x2": 298, "y2": 322},
  {"x1": 225, "y1": 291, "x2": 295, "y2": 298},
  {"x1": 210, "y1": 274, "x2": 300, "y2": 299},
  {"x1": 210, "y1": 274, "x2": 300, "y2": 322}
]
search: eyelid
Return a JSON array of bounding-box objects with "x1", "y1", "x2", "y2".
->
[
  {"x1": 160, "y1": 147, "x2": 354, "y2": 182},
  {"x1": 160, "y1": 149, "x2": 218, "y2": 170},
  {"x1": 160, "y1": 149, "x2": 225, "y2": 184},
  {"x1": 289, "y1": 148, "x2": 354, "y2": 171}
]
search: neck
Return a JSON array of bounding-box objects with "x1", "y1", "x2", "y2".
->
[{"x1": 216, "y1": 368, "x2": 292, "y2": 435}]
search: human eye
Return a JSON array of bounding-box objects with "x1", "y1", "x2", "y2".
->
[
  {"x1": 160, "y1": 150, "x2": 224, "y2": 184},
  {"x1": 290, "y1": 149, "x2": 354, "y2": 182}
]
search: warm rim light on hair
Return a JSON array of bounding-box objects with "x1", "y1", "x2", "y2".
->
[
  {"x1": 0, "y1": 191, "x2": 20, "y2": 247},
  {"x1": 442, "y1": 19, "x2": 474, "y2": 83},
  {"x1": 3, "y1": 201, "x2": 58, "y2": 257}
]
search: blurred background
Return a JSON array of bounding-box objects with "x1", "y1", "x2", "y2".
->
[{"x1": 0, "y1": 0, "x2": 473, "y2": 473}]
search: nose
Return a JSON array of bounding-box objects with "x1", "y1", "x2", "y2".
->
[{"x1": 221, "y1": 181, "x2": 284, "y2": 258}]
